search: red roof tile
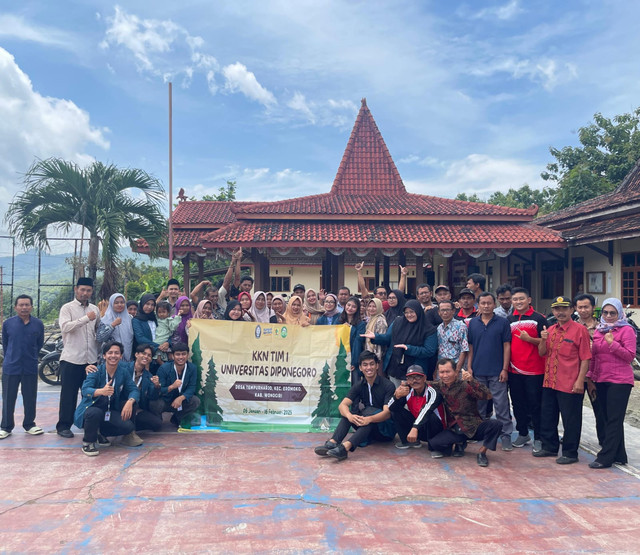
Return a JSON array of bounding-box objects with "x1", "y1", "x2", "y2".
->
[
  {"x1": 330, "y1": 98, "x2": 405, "y2": 196},
  {"x1": 172, "y1": 200, "x2": 258, "y2": 226},
  {"x1": 234, "y1": 192, "x2": 536, "y2": 218},
  {"x1": 136, "y1": 230, "x2": 209, "y2": 253},
  {"x1": 200, "y1": 221, "x2": 564, "y2": 249},
  {"x1": 552, "y1": 213, "x2": 640, "y2": 244}
]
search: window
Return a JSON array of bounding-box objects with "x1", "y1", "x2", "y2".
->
[
  {"x1": 541, "y1": 260, "x2": 564, "y2": 299},
  {"x1": 270, "y1": 276, "x2": 291, "y2": 292},
  {"x1": 622, "y1": 252, "x2": 640, "y2": 307}
]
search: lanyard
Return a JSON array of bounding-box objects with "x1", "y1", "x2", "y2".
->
[
  {"x1": 174, "y1": 365, "x2": 185, "y2": 393},
  {"x1": 105, "y1": 369, "x2": 116, "y2": 405}
]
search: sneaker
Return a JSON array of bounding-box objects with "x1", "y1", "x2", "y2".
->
[
  {"x1": 501, "y1": 436, "x2": 513, "y2": 451},
  {"x1": 120, "y1": 431, "x2": 143, "y2": 447},
  {"x1": 327, "y1": 444, "x2": 348, "y2": 461},
  {"x1": 477, "y1": 452, "x2": 489, "y2": 467},
  {"x1": 430, "y1": 450, "x2": 444, "y2": 459},
  {"x1": 395, "y1": 441, "x2": 422, "y2": 449},
  {"x1": 513, "y1": 434, "x2": 531, "y2": 448},
  {"x1": 533, "y1": 449, "x2": 557, "y2": 458},
  {"x1": 452, "y1": 443, "x2": 465, "y2": 457},
  {"x1": 556, "y1": 456, "x2": 578, "y2": 465},
  {"x1": 57, "y1": 429, "x2": 74, "y2": 438},
  {"x1": 0, "y1": 430, "x2": 11, "y2": 440},
  {"x1": 532, "y1": 440, "x2": 542, "y2": 453},
  {"x1": 82, "y1": 442, "x2": 100, "y2": 457},
  {"x1": 97, "y1": 434, "x2": 111, "y2": 447},
  {"x1": 314, "y1": 441, "x2": 336, "y2": 457}
]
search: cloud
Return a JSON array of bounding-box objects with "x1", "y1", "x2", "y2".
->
[
  {"x1": 398, "y1": 155, "x2": 443, "y2": 168},
  {"x1": 284, "y1": 92, "x2": 357, "y2": 127},
  {"x1": 0, "y1": 13, "x2": 72, "y2": 48},
  {"x1": 405, "y1": 153, "x2": 546, "y2": 198},
  {"x1": 0, "y1": 48, "x2": 108, "y2": 217},
  {"x1": 100, "y1": 6, "x2": 276, "y2": 108},
  {"x1": 468, "y1": 0, "x2": 522, "y2": 21},
  {"x1": 222, "y1": 63, "x2": 276, "y2": 107},
  {"x1": 469, "y1": 56, "x2": 578, "y2": 90}
]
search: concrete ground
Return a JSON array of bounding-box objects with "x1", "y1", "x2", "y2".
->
[{"x1": 1, "y1": 384, "x2": 640, "y2": 553}]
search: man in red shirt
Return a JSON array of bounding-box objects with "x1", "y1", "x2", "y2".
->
[
  {"x1": 535, "y1": 296, "x2": 591, "y2": 464},
  {"x1": 454, "y1": 288, "x2": 478, "y2": 325},
  {"x1": 507, "y1": 287, "x2": 548, "y2": 451}
]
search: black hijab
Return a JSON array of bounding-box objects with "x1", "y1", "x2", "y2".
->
[
  {"x1": 385, "y1": 289, "x2": 406, "y2": 325},
  {"x1": 135, "y1": 293, "x2": 157, "y2": 323},
  {"x1": 224, "y1": 300, "x2": 243, "y2": 321},
  {"x1": 388, "y1": 299, "x2": 435, "y2": 379}
]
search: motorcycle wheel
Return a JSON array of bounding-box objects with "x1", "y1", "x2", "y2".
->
[{"x1": 39, "y1": 358, "x2": 61, "y2": 386}]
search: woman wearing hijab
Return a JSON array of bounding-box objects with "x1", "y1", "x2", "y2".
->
[
  {"x1": 271, "y1": 295, "x2": 287, "y2": 323},
  {"x1": 238, "y1": 291, "x2": 256, "y2": 322},
  {"x1": 193, "y1": 300, "x2": 214, "y2": 319},
  {"x1": 316, "y1": 294, "x2": 341, "y2": 325},
  {"x1": 364, "y1": 298, "x2": 388, "y2": 368},
  {"x1": 132, "y1": 294, "x2": 159, "y2": 352},
  {"x1": 172, "y1": 295, "x2": 193, "y2": 344},
  {"x1": 384, "y1": 289, "x2": 406, "y2": 325},
  {"x1": 587, "y1": 297, "x2": 637, "y2": 469},
  {"x1": 303, "y1": 289, "x2": 324, "y2": 325},
  {"x1": 250, "y1": 291, "x2": 274, "y2": 323},
  {"x1": 283, "y1": 295, "x2": 310, "y2": 326},
  {"x1": 97, "y1": 293, "x2": 135, "y2": 361},
  {"x1": 224, "y1": 300, "x2": 244, "y2": 321},
  {"x1": 362, "y1": 299, "x2": 437, "y2": 387}
]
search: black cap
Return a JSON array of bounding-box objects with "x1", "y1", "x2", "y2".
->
[
  {"x1": 405, "y1": 365, "x2": 426, "y2": 378},
  {"x1": 293, "y1": 283, "x2": 305, "y2": 291},
  {"x1": 458, "y1": 288, "x2": 475, "y2": 299},
  {"x1": 76, "y1": 277, "x2": 93, "y2": 287},
  {"x1": 550, "y1": 295, "x2": 572, "y2": 308},
  {"x1": 434, "y1": 284, "x2": 450, "y2": 293}
]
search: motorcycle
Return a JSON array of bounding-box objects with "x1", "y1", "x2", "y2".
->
[{"x1": 38, "y1": 338, "x2": 63, "y2": 386}]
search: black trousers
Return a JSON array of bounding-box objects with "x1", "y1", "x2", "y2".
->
[
  {"x1": 586, "y1": 382, "x2": 605, "y2": 446},
  {"x1": 429, "y1": 419, "x2": 502, "y2": 454},
  {"x1": 594, "y1": 382, "x2": 632, "y2": 466},
  {"x1": 1, "y1": 373, "x2": 38, "y2": 432},
  {"x1": 331, "y1": 415, "x2": 389, "y2": 451},
  {"x1": 393, "y1": 407, "x2": 443, "y2": 444},
  {"x1": 539, "y1": 388, "x2": 584, "y2": 459},
  {"x1": 149, "y1": 396, "x2": 200, "y2": 424},
  {"x1": 82, "y1": 405, "x2": 135, "y2": 443},
  {"x1": 508, "y1": 373, "x2": 543, "y2": 439},
  {"x1": 57, "y1": 361, "x2": 94, "y2": 432},
  {"x1": 134, "y1": 405, "x2": 163, "y2": 432}
]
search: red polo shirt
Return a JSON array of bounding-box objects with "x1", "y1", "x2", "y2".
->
[
  {"x1": 508, "y1": 306, "x2": 547, "y2": 375},
  {"x1": 543, "y1": 320, "x2": 591, "y2": 393}
]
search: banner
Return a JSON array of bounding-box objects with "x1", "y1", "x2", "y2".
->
[{"x1": 188, "y1": 319, "x2": 353, "y2": 432}]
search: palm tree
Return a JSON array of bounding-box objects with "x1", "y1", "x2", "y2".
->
[{"x1": 6, "y1": 158, "x2": 168, "y2": 300}]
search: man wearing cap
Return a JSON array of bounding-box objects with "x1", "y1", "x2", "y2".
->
[
  {"x1": 56, "y1": 277, "x2": 101, "y2": 438},
  {"x1": 293, "y1": 284, "x2": 306, "y2": 298},
  {"x1": 388, "y1": 365, "x2": 443, "y2": 449},
  {"x1": 535, "y1": 296, "x2": 591, "y2": 464},
  {"x1": 454, "y1": 288, "x2": 478, "y2": 325},
  {"x1": 425, "y1": 284, "x2": 452, "y2": 328},
  {"x1": 314, "y1": 350, "x2": 395, "y2": 461}
]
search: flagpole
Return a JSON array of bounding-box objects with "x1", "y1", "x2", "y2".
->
[{"x1": 168, "y1": 81, "x2": 174, "y2": 278}]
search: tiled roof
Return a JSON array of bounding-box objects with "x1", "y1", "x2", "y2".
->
[
  {"x1": 200, "y1": 221, "x2": 564, "y2": 248},
  {"x1": 553, "y1": 213, "x2": 640, "y2": 244},
  {"x1": 235, "y1": 192, "x2": 536, "y2": 218},
  {"x1": 136, "y1": 230, "x2": 209, "y2": 253},
  {"x1": 538, "y1": 159, "x2": 640, "y2": 225},
  {"x1": 172, "y1": 200, "x2": 258, "y2": 226},
  {"x1": 330, "y1": 98, "x2": 405, "y2": 196}
]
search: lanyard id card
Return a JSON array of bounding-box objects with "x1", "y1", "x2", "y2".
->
[{"x1": 105, "y1": 410, "x2": 111, "y2": 421}]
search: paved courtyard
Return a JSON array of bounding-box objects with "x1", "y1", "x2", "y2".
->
[{"x1": 1, "y1": 384, "x2": 640, "y2": 553}]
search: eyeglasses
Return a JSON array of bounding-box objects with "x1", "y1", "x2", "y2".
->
[
  {"x1": 406, "y1": 375, "x2": 425, "y2": 381},
  {"x1": 602, "y1": 310, "x2": 618, "y2": 317}
]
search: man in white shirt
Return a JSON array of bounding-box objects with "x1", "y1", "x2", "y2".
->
[{"x1": 56, "y1": 277, "x2": 100, "y2": 438}]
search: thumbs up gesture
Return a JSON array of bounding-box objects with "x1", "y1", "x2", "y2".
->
[{"x1": 540, "y1": 325, "x2": 548, "y2": 340}]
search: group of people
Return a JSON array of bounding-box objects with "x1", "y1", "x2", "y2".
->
[{"x1": 0, "y1": 257, "x2": 635, "y2": 469}]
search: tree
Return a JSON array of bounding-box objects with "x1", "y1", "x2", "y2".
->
[
  {"x1": 330, "y1": 341, "x2": 351, "y2": 418},
  {"x1": 455, "y1": 192, "x2": 484, "y2": 203},
  {"x1": 542, "y1": 108, "x2": 640, "y2": 209},
  {"x1": 487, "y1": 184, "x2": 553, "y2": 214},
  {"x1": 200, "y1": 180, "x2": 237, "y2": 201},
  {"x1": 312, "y1": 361, "x2": 335, "y2": 419},
  {"x1": 5, "y1": 158, "x2": 168, "y2": 300},
  {"x1": 203, "y1": 357, "x2": 223, "y2": 424}
]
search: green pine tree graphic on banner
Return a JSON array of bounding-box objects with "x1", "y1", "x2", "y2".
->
[
  {"x1": 203, "y1": 357, "x2": 224, "y2": 423},
  {"x1": 312, "y1": 361, "x2": 334, "y2": 418},
  {"x1": 330, "y1": 340, "x2": 350, "y2": 418}
]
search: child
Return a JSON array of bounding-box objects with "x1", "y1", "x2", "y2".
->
[{"x1": 155, "y1": 301, "x2": 179, "y2": 367}]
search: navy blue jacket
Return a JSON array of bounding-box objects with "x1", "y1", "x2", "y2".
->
[
  {"x1": 1, "y1": 315, "x2": 44, "y2": 375},
  {"x1": 118, "y1": 363, "x2": 160, "y2": 411},
  {"x1": 74, "y1": 362, "x2": 140, "y2": 428},
  {"x1": 132, "y1": 318, "x2": 159, "y2": 351},
  {"x1": 157, "y1": 361, "x2": 198, "y2": 402},
  {"x1": 316, "y1": 314, "x2": 341, "y2": 326}
]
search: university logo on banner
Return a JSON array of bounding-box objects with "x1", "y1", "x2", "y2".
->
[{"x1": 187, "y1": 320, "x2": 353, "y2": 432}]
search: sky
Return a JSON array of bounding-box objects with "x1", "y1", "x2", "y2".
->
[{"x1": 1, "y1": 0, "x2": 640, "y2": 237}]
